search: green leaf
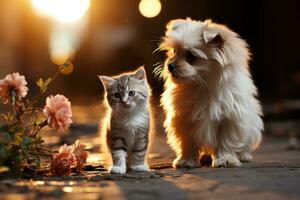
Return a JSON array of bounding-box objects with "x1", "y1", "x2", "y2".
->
[
  {"x1": 36, "y1": 78, "x2": 52, "y2": 93},
  {"x1": 0, "y1": 125, "x2": 7, "y2": 132},
  {"x1": 0, "y1": 145, "x2": 9, "y2": 159},
  {"x1": 22, "y1": 137, "x2": 34, "y2": 150},
  {"x1": 0, "y1": 131, "x2": 12, "y2": 144},
  {"x1": 44, "y1": 78, "x2": 52, "y2": 88},
  {"x1": 35, "y1": 135, "x2": 44, "y2": 144},
  {"x1": 1, "y1": 113, "x2": 14, "y2": 124},
  {"x1": 36, "y1": 78, "x2": 44, "y2": 90},
  {"x1": 11, "y1": 132, "x2": 22, "y2": 146}
]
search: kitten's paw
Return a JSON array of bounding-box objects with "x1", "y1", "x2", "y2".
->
[
  {"x1": 131, "y1": 164, "x2": 149, "y2": 172},
  {"x1": 212, "y1": 155, "x2": 241, "y2": 168},
  {"x1": 109, "y1": 166, "x2": 126, "y2": 174},
  {"x1": 238, "y1": 152, "x2": 253, "y2": 162},
  {"x1": 173, "y1": 157, "x2": 200, "y2": 168}
]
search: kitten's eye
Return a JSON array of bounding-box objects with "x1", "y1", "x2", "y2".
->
[
  {"x1": 113, "y1": 93, "x2": 121, "y2": 98},
  {"x1": 128, "y1": 91, "x2": 135, "y2": 97},
  {"x1": 185, "y1": 50, "x2": 197, "y2": 64},
  {"x1": 171, "y1": 49, "x2": 176, "y2": 54}
]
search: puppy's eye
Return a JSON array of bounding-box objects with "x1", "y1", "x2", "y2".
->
[
  {"x1": 113, "y1": 93, "x2": 121, "y2": 98},
  {"x1": 128, "y1": 91, "x2": 135, "y2": 97},
  {"x1": 185, "y1": 50, "x2": 197, "y2": 64}
]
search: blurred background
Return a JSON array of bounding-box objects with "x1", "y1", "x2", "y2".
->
[{"x1": 0, "y1": 0, "x2": 299, "y2": 141}]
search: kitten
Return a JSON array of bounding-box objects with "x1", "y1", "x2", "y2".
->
[{"x1": 98, "y1": 66, "x2": 151, "y2": 174}]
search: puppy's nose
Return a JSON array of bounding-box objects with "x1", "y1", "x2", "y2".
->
[{"x1": 168, "y1": 63, "x2": 176, "y2": 72}]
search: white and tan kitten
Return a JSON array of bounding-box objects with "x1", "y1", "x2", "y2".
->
[{"x1": 98, "y1": 66, "x2": 151, "y2": 174}]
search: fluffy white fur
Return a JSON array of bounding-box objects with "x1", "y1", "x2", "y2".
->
[
  {"x1": 159, "y1": 18, "x2": 264, "y2": 168},
  {"x1": 109, "y1": 150, "x2": 127, "y2": 174}
]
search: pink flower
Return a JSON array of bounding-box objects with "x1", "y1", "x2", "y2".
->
[
  {"x1": 73, "y1": 140, "x2": 88, "y2": 172},
  {"x1": 0, "y1": 73, "x2": 28, "y2": 104},
  {"x1": 43, "y1": 94, "x2": 73, "y2": 131},
  {"x1": 50, "y1": 144, "x2": 76, "y2": 176},
  {"x1": 50, "y1": 141, "x2": 88, "y2": 176}
]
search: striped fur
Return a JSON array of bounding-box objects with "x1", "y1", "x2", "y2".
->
[{"x1": 98, "y1": 66, "x2": 151, "y2": 174}]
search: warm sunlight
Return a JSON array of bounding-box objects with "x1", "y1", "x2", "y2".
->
[
  {"x1": 1, "y1": 1, "x2": 298, "y2": 199},
  {"x1": 31, "y1": 0, "x2": 90, "y2": 23},
  {"x1": 31, "y1": 0, "x2": 90, "y2": 64},
  {"x1": 49, "y1": 26, "x2": 76, "y2": 65},
  {"x1": 139, "y1": 0, "x2": 162, "y2": 18}
]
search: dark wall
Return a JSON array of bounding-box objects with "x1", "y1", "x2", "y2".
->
[
  {"x1": 3, "y1": 0, "x2": 299, "y2": 101},
  {"x1": 73, "y1": 0, "x2": 300, "y2": 101}
]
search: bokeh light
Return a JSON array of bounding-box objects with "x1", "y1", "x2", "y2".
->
[
  {"x1": 31, "y1": 0, "x2": 90, "y2": 65},
  {"x1": 62, "y1": 187, "x2": 74, "y2": 193},
  {"x1": 139, "y1": 0, "x2": 162, "y2": 18},
  {"x1": 31, "y1": 0, "x2": 90, "y2": 23},
  {"x1": 49, "y1": 26, "x2": 76, "y2": 65}
]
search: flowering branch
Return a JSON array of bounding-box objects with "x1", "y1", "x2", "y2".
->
[
  {"x1": 0, "y1": 62, "x2": 75, "y2": 175},
  {"x1": 31, "y1": 62, "x2": 72, "y2": 106}
]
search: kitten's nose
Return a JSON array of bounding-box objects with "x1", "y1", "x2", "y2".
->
[
  {"x1": 121, "y1": 97, "x2": 129, "y2": 105},
  {"x1": 168, "y1": 63, "x2": 176, "y2": 72},
  {"x1": 121, "y1": 100, "x2": 130, "y2": 107}
]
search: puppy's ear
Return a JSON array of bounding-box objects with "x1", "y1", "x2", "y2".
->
[
  {"x1": 133, "y1": 66, "x2": 146, "y2": 80},
  {"x1": 203, "y1": 29, "x2": 223, "y2": 47},
  {"x1": 98, "y1": 75, "x2": 115, "y2": 88},
  {"x1": 167, "y1": 19, "x2": 186, "y2": 31}
]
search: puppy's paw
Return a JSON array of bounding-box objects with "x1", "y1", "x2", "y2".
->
[
  {"x1": 173, "y1": 157, "x2": 200, "y2": 168},
  {"x1": 212, "y1": 156, "x2": 241, "y2": 168},
  {"x1": 131, "y1": 164, "x2": 149, "y2": 172},
  {"x1": 109, "y1": 166, "x2": 126, "y2": 174},
  {"x1": 238, "y1": 152, "x2": 253, "y2": 162}
]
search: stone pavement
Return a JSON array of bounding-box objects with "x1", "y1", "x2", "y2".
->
[{"x1": 0, "y1": 135, "x2": 299, "y2": 200}]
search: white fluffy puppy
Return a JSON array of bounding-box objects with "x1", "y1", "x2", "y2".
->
[{"x1": 158, "y1": 18, "x2": 264, "y2": 168}]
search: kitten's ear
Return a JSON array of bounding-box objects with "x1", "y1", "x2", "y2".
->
[
  {"x1": 133, "y1": 66, "x2": 146, "y2": 80},
  {"x1": 203, "y1": 29, "x2": 223, "y2": 47},
  {"x1": 98, "y1": 75, "x2": 115, "y2": 88}
]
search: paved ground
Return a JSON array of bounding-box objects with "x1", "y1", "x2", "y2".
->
[
  {"x1": 0, "y1": 134, "x2": 299, "y2": 200},
  {"x1": 1, "y1": 105, "x2": 299, "y2": 200}
]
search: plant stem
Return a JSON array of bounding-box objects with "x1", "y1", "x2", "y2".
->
[
  {"x1": 30, "y1": 65, "x2": 64, "y2": 106},
  {"x1": 36, "y1": 147, "x2": 52, "y2": 153},
  {"x1": 29, "y1": 152, "x2": 52, "y2": 158},
  {"x1": 24, "y1": 108, "x2": 43, "y2": 113},
  {"x1": 12, "y1": 100, "x2": 24, "y2": 128},
  {"x1": 31, "y1": 120, "x2": 48, "y2": 137},
  {"x1": 25, "y1": 124, "x2": 35, "y2": 128}
]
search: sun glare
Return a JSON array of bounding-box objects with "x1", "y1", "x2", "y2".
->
[
  {"x1": 49, "y1": 27, "x2": 76, "y2": 65},
  {"x1": 31, "y1": 0, "x2": 90, "y2": 23},
  {"x1": 139, "y1": 0, "x2": 162, "y2": 18}
]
